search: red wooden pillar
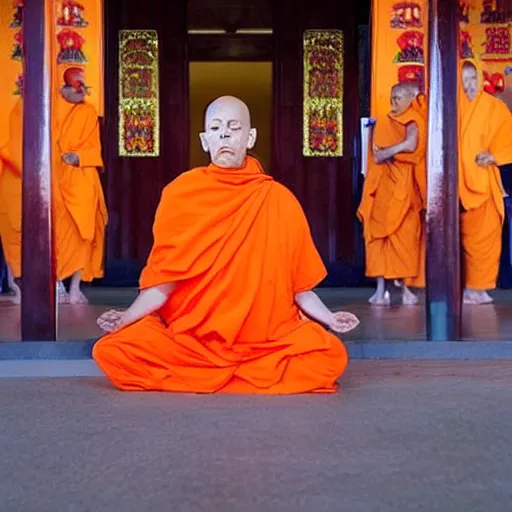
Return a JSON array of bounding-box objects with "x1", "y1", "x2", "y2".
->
[
  {"x1": 21, "y1": 0, "x2": 57, "y2": 340},
  {"x1": 425, "y1": 0, "x2": 461, "y2": 340}
]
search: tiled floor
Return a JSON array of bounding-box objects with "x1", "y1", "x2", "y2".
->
[
  {"x1": 0, "y1": 286, "x2": 135, "y2": 342},
  {"x1": 1, "y1": 286, "x2": 512, "y2": 342}
]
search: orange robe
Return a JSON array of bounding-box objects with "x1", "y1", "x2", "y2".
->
[
  {"x1": 93, "y1": 156, "x2": 348, "y2": 394},
  {"x1": 0, "y1": 99, "x2": 23, "y2": 278},
  {"x1": 357, "y1": 96, "x2": 427, "y2": 283},
  {"x1": 459, "y1": 91, "x2": 512, "y2": 290},
  {"x1": 402, "y1": 95, "x2": 427, "y2": 289},
  {"x1": 53, "y1": 98, "x2": 108, "y2": 282}
]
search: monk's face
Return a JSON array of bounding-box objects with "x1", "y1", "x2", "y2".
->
[
  {"x1": 200, "y1": 96, "x2": 257, "y2": 168},
  {"x1": 462, "y1": 67, "x2": 478, "y2": 101},
  {"x1": 60, "y1": 71, "x2": 87, "y2": 104},
  {"x1": 390, "y1": 87, "x2": 415, "y2": 115}
]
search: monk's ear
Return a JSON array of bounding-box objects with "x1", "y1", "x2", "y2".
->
[
  {"x1": 247, "y1": 128, "x2": 257, "y2": 150},
  {"x1": 199, "y1": 132, "x2": 209, "y2": 153}
]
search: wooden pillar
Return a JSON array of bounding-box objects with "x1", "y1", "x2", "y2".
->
[
  {"x1": 425, "y1": 0, "x2": 461, "y2": 340},
  {"x1": 21, "y1": 0, "x2": 56, "y2": 340}
]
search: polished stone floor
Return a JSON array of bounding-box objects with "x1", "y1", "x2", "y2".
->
[{"x1": 1, "y1": 286, "x2": 512, "y2": 342}]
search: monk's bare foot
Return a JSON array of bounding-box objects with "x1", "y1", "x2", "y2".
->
[
  {"x1": 464, "y1": 289, "x2": 493, "y2": 305},
  {"x1": 69, "y1": 289, "x2": 89, "y2": 305},
  {"x1": 463, "y1": 289, "x2": 475, "y2": 304},
  {"x1": 57, "y1": 281, "x2": 70, "y2": 304},
  {"x1": 9, "y1": 292, "x2": 21, "y2": 305},
  {"x1": 463, "y1": 289, "x2": 493, "y2": 305},
  {"x1": 368, "y1": 291, "x2": 380, "y2": 304},
  {"x1": 9, "y1": 281, "x2": 21, "y2": 305},
  {"x1": 368, "y1": 290, "x2": 379, "y2": 304},
  {"x1": 369, "y1": 290, "x2": 390, "y2": 306},
  {"x1": 58, "y1": 293, "x2": 70, "y2": 304},
  {"x1": 401, "y1": 286, "x2": 419, "y2": 306},
  {"x1": 0, "y1": 291, "x2": 21, "y2": 305},
  {"x1": 479, "y1": 291, "x2": 494, "y2": 304}
]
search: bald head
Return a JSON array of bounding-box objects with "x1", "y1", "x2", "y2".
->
[
  {"x1": 204, "y1": 96, "x2": 251, "y2": 127},
  {"x1": 200, "y1": 96, "x2": 257, "y2": 168},
  {"x1": 392, "y1": 82, "x2": 420, "y2": 96},
  {"x1": 461, "y1": 61, "x2": 478, "y2": 101},
  {"x1": 390, "y1": 83, "x2": 419, "y2": 115},
  {"x1": 462, "y1": 61, "x2": 477, "y2": 73},
  {"x1": 60, "y1": 67, "x2": 87, "y2": 104}
]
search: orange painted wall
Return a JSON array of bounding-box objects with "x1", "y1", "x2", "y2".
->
[
  {"x1": 0, "y1": 1, "x2": 23, "y2": 146},
  {"x1": 370, "y1": 1, "x2": 428, "y2": 121},
  {"x1": 49, "y1": 0, "x2": 104, "y2": 116},
  {"x1": 0, "y1": 0, "x2": 103, "y2": 149},
  {"x1": 462, "y1": 2, "x2": 512, "y2": 111},
  {"x1": 371, "y1": 0, "x2": 512, "y2": 119}
]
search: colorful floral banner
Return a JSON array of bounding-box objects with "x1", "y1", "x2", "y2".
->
[
  {"x1": 0, "y1": 0, "x2": 23, "y2": 149},
  {"x1": 52, "y1": 0, "x2": 104, "y2": 117},
  {"x1": 372, "y1": 0, "x2": 512, "y2": 117},
  {"x1": 303, "y1": 30, "x2": 344, "y2": 157},
  {"x1": 461, "y1": 0, "x2": 512, "y2": 111},
  {"x1": 370, "y1": 1, "x2": 428, "y2": 121},
  {"x1": 0, "y1": 0, "x2": 103, "y2": 147},
  {"x1": 118, "y1": 29, "x2": 159, "y2": 157},
  {"x1": 6, "y1": 1, "x2": 23, "y2": 95}
]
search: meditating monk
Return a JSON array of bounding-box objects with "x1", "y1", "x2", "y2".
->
[
  {"x1": 94, "y1": 95, "x2": 357, "y2": 394},
  {"x1": 459, "y1": 61, "x2": 512, "y2": 305},
  {"x1": 53, "y1": 67, "x2": 108, "y2": 304},
  {"x1": 0, "y1": 98, "x2": 23, "y2": 303},
  {"x1": 357, "y1": 83, "x2": 427, "y2": 306}
]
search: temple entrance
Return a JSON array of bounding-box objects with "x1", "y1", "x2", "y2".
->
[
  {"x1": 93, "y1": 0, "x2": 365, "y2": 279},
  {"x1": 188, "y1": 62, "x2": 273, "y2": 171},
  {"x1": 2, "y1": 0, "x2": 512, "y2": 348}
]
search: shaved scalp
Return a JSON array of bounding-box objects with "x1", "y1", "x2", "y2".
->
[
  {"x1": 392, "y1": 83, "x2": 419, "y2": 97},
  {"x1": 462, "y1": 60, "x2": 477, "y2": 73},
  {"x1": 204, "y1": 95, "x2": 251, "y2": 128}
]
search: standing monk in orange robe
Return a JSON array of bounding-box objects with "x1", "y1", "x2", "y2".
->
[
  {"x1": 357, "y1": 83, "x2": 427, "y2": 306},
  {"x1": 0, "y1": 96, "x2": 69, "y2": 304},
  {"x1": 53, "y1": 67, "x2": 108, "y2": 304},
  {"x1": 459, "y1": 61, "x2": 512, "y2": 305},
  {"x1": 93, "y1": 96, "x2": 357, "y2": 394},
  {"x1": 0, "y1": 98, "x2": 23, "y2": 303}
]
